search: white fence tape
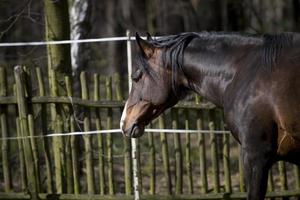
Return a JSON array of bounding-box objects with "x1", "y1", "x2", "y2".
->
[
  {"x1": 0, "y1": 36, "x2": 161, "y2": 47},
  {"x1": 0, "y1": 128, "x2": 230, "y2": 141}
]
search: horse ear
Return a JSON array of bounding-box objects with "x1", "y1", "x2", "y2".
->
[
  {"x1": 146, "y1": 32, "x2": 153, "y2": 41},
  {"x1": 136, "y1": 32, "x2": 154, "y2": 59}
]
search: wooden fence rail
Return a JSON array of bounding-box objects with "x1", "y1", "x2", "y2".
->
[{"x1": 0, "y1": 66, "x2": 300, "y2": 199}]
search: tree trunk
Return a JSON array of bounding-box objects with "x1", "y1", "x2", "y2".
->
[
  {"x1": 121, "y1": 0, "x2": 147, "y2": 31},
  {"x1": 70, "y1": 0, "x2": 91, "y2": 76},
  {"x1": 154, "y1": 0, "x2": 198, "y2": 35},
  {"x1": 106, "y1": 0, "x2": 123, "y2": 74},
  {"x1": 44, "y1": 0, "x2": 72, "y2": 84},
  {"x1": 293, "y1": 0, "x2": 300, "y2": 31},
  {"x1": 44, "y1": 0, "x2": 72, "y2": 193},
  {"x1": 243, "y1": 0, "x2": 290, "y2": 33}
]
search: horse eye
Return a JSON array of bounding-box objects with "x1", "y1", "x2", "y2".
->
[{"x1": 132, "y1": 69, "x2": 143, "y2": 82}]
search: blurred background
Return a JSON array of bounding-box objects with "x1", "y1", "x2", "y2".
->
[{"x1": 0, "y1": 0, "x2": 300, "y2": 75}]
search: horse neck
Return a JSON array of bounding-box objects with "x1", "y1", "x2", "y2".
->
[{"x1": 182, "y1": 37, "x2": 257, "y2": 107}]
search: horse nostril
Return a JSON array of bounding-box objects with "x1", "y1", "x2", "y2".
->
[{"x1": 152, "y1": 109, "x2": 157, "y2": 115}]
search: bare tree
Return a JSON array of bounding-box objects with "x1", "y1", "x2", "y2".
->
[
  {"x1": 70, "y1": 0, "x2": 91, "y2": 76},
  {"x1": 155, "y1": 0, "x2": 198, "y2": 35},
  {"x1": 243, "y1": 0, "x2": 293, "y2": 33}
]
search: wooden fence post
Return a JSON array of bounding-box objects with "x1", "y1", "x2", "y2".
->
[
  {"x1": 64, "y1": 76, "x2": 80, "y2": 194},
  {"x1": 94, "y1": 74, "x2": 105, "y2": 195},
  {"x1": 195, "y1": 95, "x2": 208, "y2": 193},
  {"x1": 70, "y1": 115, "x2": 80, "y2": 194},
  {"x1": 0, "y1": 67, "x2": 11, "y2": 192},
  {"x1": 209, "y1": 110, "x2": 220, "y2": 193},
  {"x1": 115, "y1": 73, "x2": 132, "y2": 195},
  {"x1": 24, "y1": 67, "x2": 41, "y2": 192},
  {"x1": 14, "y1": 66, "x2": 39, "y2": 200},
  {"x1": 106, "y1": 76, "x2": 114, "y2": 195},
  {"x1": 64, "y1": 76, "x2": 74, "y2": 194},
  {"x1": 159, "y1": 115, "x2": 172, "y2": 195},
  {"x1": 148, "y1": 123, "x2": 156, "y2": 195},
  {"x1": 28, "y1": 114, "x2": 41, "y2": 192},
  {"x1": 268, "y1": 168, "x2": 275, "y2": 193},
  {"x1": 294, "y1": 166, "x2": 300, "y2": 189},
  {"x1": 16, "y1": 117, "x2": 27, "y2": 191},
  {"x1": 278, "y1": 161, "x2": 288, "y2": 191},
  {"x1": 218, "y1": 113, "x2": 232, "y2": 194},
  {"x1": 184, "y1": 110, "x2": 193, "y2": 194},
  {"x1": 80, "y1": 71, "x2": 95, "y2": 194},
  {"x1": 49, "y1": 68, "x2": 64, "y2": 193},
  {"x1": 238, "y1": 145, "x2": 245, "y2": 192},
  {"x1": 222, "y1": 130, "x2": 231, "y2": 193},
  {"x1": 172, "y1": 109, "x2": 182, "y2": 194},
  {"x1": 36, "y1": 67, "x2": 53, "y2": 193}
]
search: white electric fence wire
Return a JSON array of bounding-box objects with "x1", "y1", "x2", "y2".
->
[
  {"x1": 0, "y1": 36, "x2": 161, "y2": 47},
  {"x1": 0, "y1": 128, "x2": 231, "y2": 141}
]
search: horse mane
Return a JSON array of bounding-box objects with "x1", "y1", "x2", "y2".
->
[
  {"x1": 137, "y1": 32, "x2": 297, "y2": 95},
  {"x1": 155, "y1": 33, "x2": 199, "y2": 94},
  {"x1": 263, "y1": 33, "x2": 294, "y2": 68},
  {"x1": 136, "y1": 32, "x2": 199, "y2": 96}
]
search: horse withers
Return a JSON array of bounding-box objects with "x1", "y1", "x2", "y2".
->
[{"x1": 120, "y1": 32, "x2": 300, "y2": 200}]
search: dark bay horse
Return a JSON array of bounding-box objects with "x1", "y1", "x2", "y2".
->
[{"x1": 120, "y1": 32, "x2": 300, "y2": 200}]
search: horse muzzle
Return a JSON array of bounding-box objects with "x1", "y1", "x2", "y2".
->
[{"x1": 121, "y1": 122, "x2": 145, "y2": 138}]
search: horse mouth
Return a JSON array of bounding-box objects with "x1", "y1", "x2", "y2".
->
[
  {"x1": 121, "y1": 123, "x2": 145, "y2": 138},
  {"x1": 130, "y1": 123, "x2": 145, "y2": 138}
]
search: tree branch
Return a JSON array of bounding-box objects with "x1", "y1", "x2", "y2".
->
[{"x1": 0, "y1": 0, "x2": 32, "y2": 39}]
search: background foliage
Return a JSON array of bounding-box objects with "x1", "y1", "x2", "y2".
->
[{"x1": 0, "y1": 0, "x2": 299, "y2": 75}]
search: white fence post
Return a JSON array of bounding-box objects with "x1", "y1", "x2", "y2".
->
[{"x1": 126, "y1": 30, "x2": 140, "y2": 200}]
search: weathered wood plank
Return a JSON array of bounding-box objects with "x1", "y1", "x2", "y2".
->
[
  {"x1": 159, "y1": 115, "x2": 172, "y2": 195},
  {"x1": 172, "y1": 109, "x2": 182, "y2": 194},
  {"x1": 28, "y1": 114, "x2": 41, "y2": 191},
  {"x1": 278, "y1": 161, "x2": 288, "y2": 191},
  {"x1": 209, "y1": 111, "x2": 220, "y2": 193},
  {"x1": 48, "y1": 68, "x2": 64, "y2": 193},
  {"x1": 70, "y1": 116, "x2": 80, "y2": 194},
  {"x1": 294, "y1": 166, "x2": 300, "y2": 189},
  {"x1": 0, "y1": 96, "x2": 216, "y2": 109},
  {"x1": 94, "y1": 74, "x2": 105, "y2": 195},
  {"x1": 36, "y1": 67, "x2": 53, "y2": 193},
  {"x1": 80, "y1": 71, "x2": 95, "y2": 194},
  {"x1": 148, "y1": 123, "x2": 156, "y2": 195},
  {"x1": 14, "y1": 66, "x2": 39, "y2": 199},
  {"x1": 222, "y1": 132, "x2": 231, "y2": 193},
  {"x1": 184, "y1": 110, "x2": 193, "y2": 194},
  {"x1": 114, "y1": 73, "x2": 132, "y2": 195},
  {"x1": 16, "y1": 117, "x2": 27, "y2": 191},
  {"x1": 238, "y1": 145, "x2": 245, "y2": 192},
  {"x1": 106, "y1": 76, "x2": 114, "y2": 195},
  {"x1": 195, "y1": 95, "x2": 208, "y2": 193},
  {"x1": 64, "y1": 76, "x2": 74, "y2": 194},
  {"x1": 0, "y1": 67, "x2": 11, "y2": 192}
]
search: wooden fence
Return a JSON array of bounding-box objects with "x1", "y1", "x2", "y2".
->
[{"x1": 0, "y1": 66, "x2": 300, "y2": 199}]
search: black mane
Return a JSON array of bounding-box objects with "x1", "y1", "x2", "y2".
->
[
  {"x1": 263, "y1": 33, "x2": 294, "y2": 68},
  {"x1": 153, "y1": 33, "x2": 199, "y2": 94}
]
